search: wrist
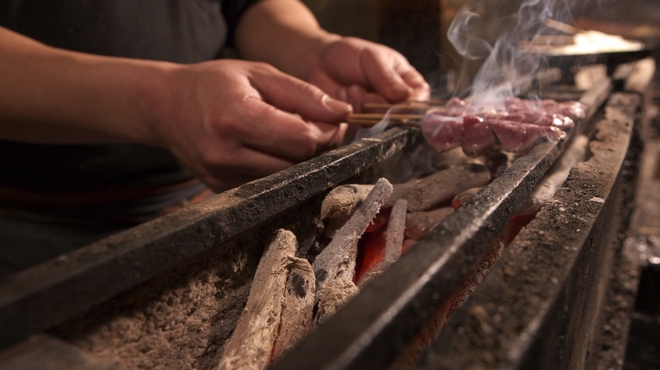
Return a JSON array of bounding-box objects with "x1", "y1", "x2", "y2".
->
[
  {"x1": 130, "y1": 61, "x2": 181, "y2": 147},
  {"x1": 292, "y1": 32, "x2": 341, "y2": 82}
]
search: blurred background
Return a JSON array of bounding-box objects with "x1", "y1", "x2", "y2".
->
[{"x1": 302, "y1": 0, "x2": 660, "y2": 97}]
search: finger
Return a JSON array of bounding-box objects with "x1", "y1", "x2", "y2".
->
[
  {"x1": 346, "y1": 84, "x2": 367, "y2": 112},
  {"x1": 346, "y1": 85, "x2": 388, "y2": 113},
  {"x1": 361, "y1": 50, "x2": 412, "y2": 103},
  {"x1": 360, "y1": 91, "x2": 389, "y2": 105},
  {"x1": 400, "y1": 68, "x2": 431, "y2": 101},
  {"x1": 306, "y1": 69, "x2": 348, "y2": 102},
  {"x1": 309, "y1": 121, "x2": 348, "y2": 153},
  {"x1": 249, "y1": 64, "x2": 352, "y2": 123},
  {"x1": 238, "y1": 96, "x2": 345, "y2": 162},
  {"x1": 203, "y1": 122, "x2": 346, "y2": 192},
  {"x1": 201, "y1": 147, "x2": 295, "y2": 192}
]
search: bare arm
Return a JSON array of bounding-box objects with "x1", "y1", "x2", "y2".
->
[
  {"x1": 0, "y1": 26, "x2": 165, "y2": 144},
  {"x1": 234, "y1": 0, "x2": 431, "y2": 109},
  {"x1": 234, "y1": 0, "x2": 334, "y2": 81},
  {"x1": 0, "y1": 26, "x2": 351, "y2": 191}
]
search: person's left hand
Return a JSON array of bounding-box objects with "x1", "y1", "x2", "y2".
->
[{"x1": 306, "y1": 37, "x2": 430, "y2": 112}]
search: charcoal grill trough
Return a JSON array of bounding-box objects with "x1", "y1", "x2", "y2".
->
[{"x1": 0, "y1": 56, "x2": 655, "y2": 370}]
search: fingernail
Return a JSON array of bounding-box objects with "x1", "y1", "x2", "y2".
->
[{"x1": 323, "y1": 95, "x2": 352, "y2": 114}]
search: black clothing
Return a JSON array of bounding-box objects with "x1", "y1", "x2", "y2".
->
[
  {"x1": 0, "y1": 0, "x2": 228, "y2": 62},
  {"x1": 0, "y1": 0, "x2": 259, "y2": 274},
  {"x1": 0, "y1": 0, "x2": 258, "y2": 202}
]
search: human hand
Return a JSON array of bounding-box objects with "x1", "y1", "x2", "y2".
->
[
  {"x1": 149, "y1": 59, "x2": 351, "y2": 192},
  {"x1": 306, "y1": 37, "x2": 431, "y2": 112}
]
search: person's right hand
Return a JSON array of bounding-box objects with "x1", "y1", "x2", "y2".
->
[{"x1": 147, "y1": 59, "x2": 351, "y2": 192}]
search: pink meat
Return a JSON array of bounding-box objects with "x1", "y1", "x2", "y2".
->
[
  {"x1": 486, "y1": 111, "x2": 574, "y2": 130},
  {"x1": 506, "y1": 97, "x2": 586, "y2": 121},
  {"x1": 461, "y1": 115, "x2": 496, "y2": 156},
  {"x1": 421, "y1": 115, "x2": 463, "y2": 152},
  {"x1": 489, "y1": 120, "x2": 564, "y2": 153},
  {"x1": 535, "y1": 113, "x2": 575, "y2": 130},
  {"x1": 421, "y1": 97, "x2": 583, "y2": 155},
  {"x1": 429, "y1": 97, "x2": 466, "y2": 117},
  {"x1": 551, "y1": 101, "x2": 587, "y2": 120}
]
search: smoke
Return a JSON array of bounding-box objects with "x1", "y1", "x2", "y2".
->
[{"x1": 448, "y1": 0, "x2": 577, "y2": 108}]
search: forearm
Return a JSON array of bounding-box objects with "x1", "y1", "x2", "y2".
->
[
  {"x1": 233, "y1": 0, "x2": 338, "y2": 80},
  {"x1": 0, "y1": 27, "x2": 171, "y2": 145}
]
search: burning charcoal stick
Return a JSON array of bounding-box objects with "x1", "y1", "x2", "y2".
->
[
  {"x1": 313, "y1": 178, "x2": 394, "y2": 293},
  {"x1": 271, "y1": 257, "x2": 316, "y2": 360},
  {"x1": 321, "y1": 184, "x2": 375, "y2": 221},
  {"x1": 314, "y1": 240, "x2": 360, "y2": 325},
  {"x1": 405, "y1": 164, "x2": 491, "y2": 212},
  {"x1": 320, "y1": 182, "x2": 411, "y2": 238},
  {"x1": 321, "y1": 184, "x2": 375, "y2": 238},
  {"x1": 383, "y1": 198, "x2": 408, "y2": 268},
  {"x1": 218, "y1": 229, "x2": 314, "y2": 370},
  {"x1": 404, "y1": 207, "x2": 454, "y2": 240},
  {"x1": 357, "y1": 198, "x2": 408, "y2": 287},
  {"x1": 315, "y1": 274, "x2": 360, "y2": 326}
]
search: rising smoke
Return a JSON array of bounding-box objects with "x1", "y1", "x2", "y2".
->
[{"x1": 448, "y1": 0, "x2": 577, "y2": 108}]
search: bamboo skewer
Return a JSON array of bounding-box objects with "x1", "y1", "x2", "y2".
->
[
  {"x1": 346, "y1": 113, "x2": 424, "y2": 126},
  {"x1": 411, "y1": 99, "x2": 449, "y2": 105},
  {"x1": 346, "y1": 119, "x2": 421, "y2": 127},
  {"x1": 348, "y1": 99, "x2": 450, "y2": 126},
  {"x1": 362, "y1": 99, "x2": 448, "y2": 110},
  {"x1": 362, "y1": 103, "x2": 415, "y2": 110},
  {"x1": 349, "y1": 113, "x2": 425, "y2": 120}
]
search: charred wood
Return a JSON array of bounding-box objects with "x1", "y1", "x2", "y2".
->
[
  {"x1": 357, "y1": 199, "x2": 408, "y2": 287},
  {"x1": 218, "y1": 229, "x2": 313, "y2": 370},
  {"x1": 313, "y1": 178, "x2": 394, "y2": 293},
  {"x1": 405, "y1": 164, "x2": 491, "y2": 212},
  {"x1": 404, "y1": 207, "x2": 454, "y2": 241}
]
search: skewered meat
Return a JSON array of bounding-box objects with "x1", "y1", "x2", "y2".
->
[
  {"x1": 422, "y1": 97, "x2": 585, "y2": 155},
  {"x1": 461, "y1": 115, "x2": 496, "y2": 155},
  {"x1": 490, "y1": 119, "x2": 563, "y2": 153}
]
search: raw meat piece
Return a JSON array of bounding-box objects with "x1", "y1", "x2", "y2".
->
[
  {"x1": 488, "y1": 111, "x2": 574, "y2": 130},
  {"x1": 421, "y1": 115, "x2": 463, "y2": 152},
  {"x1": 543, "y1": 99, "x2": 586, "y2": 119},
  {"x1": 489, "y1": 119, "x2": 564, "y2": 153},
  {"x1": 422, "y1": 97, "x2": 584, "y2": 155},
  {"x1": 460, "y1": 115, "x2": 496, "y2": 156},
  {"x1": 429, "y1": 97, "x2": 467, "y2": 117}
]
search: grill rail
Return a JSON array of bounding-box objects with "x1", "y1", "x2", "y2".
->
[{"x1": 0, "y1": 58, "x2": 653, "y2": 370}]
